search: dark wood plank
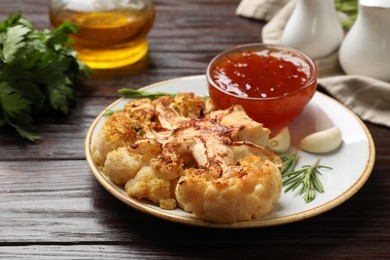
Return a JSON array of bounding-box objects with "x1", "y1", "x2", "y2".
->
[
  {"x1": 0, "y1": 97, "x2": 113, "y2": 160},
  {"x1": 0, "y1": 160, "x2": 389, "y2": 251},
  {"x1": 1, "y1": 243, "x2": 389, "y2": 260},
  {"x1": 0, "y1": 0, "x2": 390, "y2": 259}
]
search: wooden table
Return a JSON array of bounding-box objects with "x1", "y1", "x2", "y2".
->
[{"x1": 1, "y1": 0, "x2": 389, "y2": 258}]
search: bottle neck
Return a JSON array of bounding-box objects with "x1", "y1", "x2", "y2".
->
[
  {"x1": 296, "y1": 0, "x2": 338, "y2": 20},
  {"x1": 358, "y1": 2, "x2": 390, "y2": 26}
]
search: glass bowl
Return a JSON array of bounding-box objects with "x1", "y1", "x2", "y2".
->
[{"x1": 206, "y1": 43, "x2": 318, "y2": 132}]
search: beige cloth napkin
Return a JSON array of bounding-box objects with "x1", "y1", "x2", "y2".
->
[
  {"x1": 236, "y1": 0, "x2": 290, "y2": 21},
  {"x1": 236, "y1": 0, "x2": 390, "y2": 127}
]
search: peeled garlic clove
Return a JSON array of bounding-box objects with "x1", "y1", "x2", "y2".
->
[
  {"x1": 267, "y1": 127, "x2": 291, "y2": 153},
  {"x1": 300, "y1": 127, "x2": 342, "y2": 153}
]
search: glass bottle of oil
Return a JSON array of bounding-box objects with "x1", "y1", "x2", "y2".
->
[{"x1": 49, "y1": 0, "x2": 155, "y2": 69}]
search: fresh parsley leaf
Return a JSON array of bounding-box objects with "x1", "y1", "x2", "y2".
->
[
  {"x1": 0, "y1": 13, "x2": 23, "y2": 32},
  {"x1": 0, "y1": 82, "x2": 30, "y2": 117},
  {"x1": 12, "y1": 127, "x2": 41, "y2": 142},
  {"x1": 2, "y1": 24, "x2": 30, "y2": 63},
  {"x1": 0, "y1": 82, "x2": 38, "y2": 141},
  {"x1": 46, "y1": 78, "x2": 74, "y2": 114},
  {"x1": 46, "y1": 21, "x2": 79, "y2": 48},
  {"x1": 0, "y1": 13, "x2": 90, "y2": 141}
]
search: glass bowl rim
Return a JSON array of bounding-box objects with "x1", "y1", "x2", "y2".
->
[{"x1": 206, "y1": 43, "x2": 318, "y2": 101}]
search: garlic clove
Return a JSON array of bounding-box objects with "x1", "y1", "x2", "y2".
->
[
  {"x1": 300, "y1": 127, "x2": 342, "y2": 153},
  {"x1": 267, "y1": 127, "x2": 291, "y2": 153}
]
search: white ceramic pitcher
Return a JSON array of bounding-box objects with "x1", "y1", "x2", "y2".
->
[
  {"x1": 281, "y1": 0, "x2": 344, "y2": 59},
  {"x1": 339, "y1": 0, "x2": 390, "y2": 81}
]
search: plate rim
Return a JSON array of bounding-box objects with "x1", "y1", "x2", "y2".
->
[{"x1": 84, "y1": 74, "x2": 376, "y2": 228}]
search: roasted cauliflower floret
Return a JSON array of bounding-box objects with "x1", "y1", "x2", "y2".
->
[
  {"x1": 230, "y1": 141, "x2": 282, "y2": 168},
  {"x1": 92, "y1": 113, "x2": 139, "y2": 166},
  {"x1": 92, "y1": 99, "x2": 156, "y2": 166},
  {"x1": 104, "y1": 139, "x2": 162, "y2": 185},
  {"x1": 92, "y1": 92, "x2": 283, "y2": 223},
  {"x1": 104, "y1": 147, "x2": 142, "y2": 185},
  {"x1": 212, "y1": 105, "x2": 270, "y2": 147},
  {"x1": 125, "y1": 166, "x2": 177, "y2": 210},
  {"x1": 175, "y1": 158, "x2": 281, "y2": 223},
  {"x1": 173, "y1": 92, "x2": 207, "y2": 118},
  {"x1": 150, "y1": 147, "x2": 185, "y2": 181}
]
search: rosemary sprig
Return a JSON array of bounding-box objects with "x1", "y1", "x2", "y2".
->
[
  {"x1": 103, "y1": 109, "x2": 122, "y2": 117},
  {"x1": 119, "y1": 88, "x2": 176, "y2": 99},
  {"x1": 280, "y1": 154, "x2": 332, "y2": 203},
  {"x1": 119, "y1": 88, "x2": 209, "y2": 100},
  {"x1": 280, "y1": 152, "x2": 299, "y2": 175},
  {"x1": 103, "y1": 90, "x2": 176, "y2": 117}
]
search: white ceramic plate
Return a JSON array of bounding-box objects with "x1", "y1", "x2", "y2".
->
[{"x1": 85, "y1": 75, "x2": 375, "y2": 228}]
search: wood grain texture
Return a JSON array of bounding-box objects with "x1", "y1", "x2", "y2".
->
[{"x1": 0, "y1": 0, "x2": 390, "y2": 259}]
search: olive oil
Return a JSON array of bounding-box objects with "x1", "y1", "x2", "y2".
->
[{"x1": 50, "y1": 4, "x2": 154, "y2": 69}]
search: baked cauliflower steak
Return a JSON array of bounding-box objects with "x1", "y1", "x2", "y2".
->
[{"x1": 92, "y1": 92, "x2": 282, "y2": 223}]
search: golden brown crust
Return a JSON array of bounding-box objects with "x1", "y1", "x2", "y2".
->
[
  {"x1": 92, "y1": 92, "x2": 282, "y2": 223},
  {"x1": 175, "y1": 159, "x2": 281, "y2": 223}
]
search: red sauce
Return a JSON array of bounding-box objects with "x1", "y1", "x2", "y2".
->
[
  {"x1": 208, "y1": 48, "x2": 317, "y2": 131},
  {"x1": 211, "y1": 50, "x2": 310, "y2": 98}
]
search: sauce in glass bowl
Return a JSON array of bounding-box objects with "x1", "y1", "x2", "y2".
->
[{"x1": 207, "y1": 43, "x2": 317, "y2": 131}]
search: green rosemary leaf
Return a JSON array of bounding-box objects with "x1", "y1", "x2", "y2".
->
[
  {"x1": 312, "y1": 174, "x2": 325, "y2": 193},
  {"x1": 103, "y1": 109, "x2": 121, "y2": 117},
  {"x1": 137, "y1": 129, "x2": 144, "y2": 137},
  {"x1": 280, "y1": 154, "x2": 332, "y2": 203},
  {"x1": 280, "y1": 152, "x2": 299, "y2": 175},
  {"x1": 119, "y1": 88, "x2": 175, "y2": 99},
  {"x1": 285, "y1": 175, "x2": 304, "y2": 192}
]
